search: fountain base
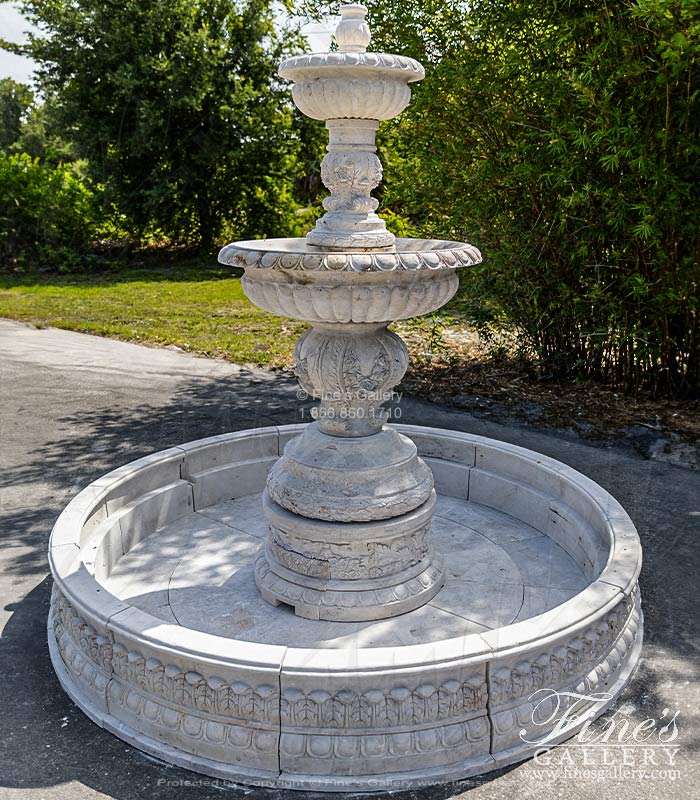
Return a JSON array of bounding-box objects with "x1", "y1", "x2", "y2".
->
[
  {"x1": 256, "y1": 489, "x2": 444, "y2": 621},
  {"x1": 48, "y1": 423, "x2": 642, "y2": 791}
]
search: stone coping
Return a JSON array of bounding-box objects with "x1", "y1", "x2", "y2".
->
[
  {"x1": 49, "y1": 424, "x2": 641, "y2": 674},
  {"x1": 218, "y1": 238, "x2": 482, "y2": 272},
  {"x1": 278, "y1": 51, "x2": 425, "y2": 83}
]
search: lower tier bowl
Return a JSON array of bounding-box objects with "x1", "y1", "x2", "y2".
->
[{"x1": 48, "y1": 423, "x2": 642, "y2": 791}]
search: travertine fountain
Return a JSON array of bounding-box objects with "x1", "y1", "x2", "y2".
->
[{"x1": 48, "y1": 5, "x2": 643, "y2": 790}]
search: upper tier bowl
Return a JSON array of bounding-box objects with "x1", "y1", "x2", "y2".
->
[{"x1": 278, "y1": 52, "x2": 425, "y2": 120}]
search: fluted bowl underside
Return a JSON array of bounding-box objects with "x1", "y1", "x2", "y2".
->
[
  {"x1": 241, "y1": 268, "x2": 459, "y2": 323},
  {"x1": 291, "y1": 78, "x2": 411, "y2": 121},
  {"x1": 278, "y1": 52, "x2": 424, "y2": 120}
]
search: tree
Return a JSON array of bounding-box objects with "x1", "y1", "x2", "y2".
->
[
  {"x1": 0, "y1": 78, "x2": 34, "y2": 151},
  {"x1": 0, "y1": 152, "x2": 98, "y2": 270},
  {"x1": 3, "y1": 0, "x2": 307, "y2": 247},
  {"x1": 8, "y1": 96, "x2": 76, "y2": 164},
  {"x1": 363, "y1": 0, "x2": 700, "y2": 396}
]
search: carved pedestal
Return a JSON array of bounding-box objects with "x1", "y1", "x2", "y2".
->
[
  {"x1": 220, "y1": 235, "x2": 481, "y2": 620},
  {"x1": 278, "y1": 3, "x2": 423, "y2": 251},
  {"x1": 257, "y1": 321, "x2": 443, "y2": 620},
  {"x1": 256, "y1": 487, "x2": 442, "y2": 621},
  {"x1": 308, "y1": 119, "x2": 394, "y2": 249},
  {"x1": 234, "y1": 5, "x2": 472, "y2": 620}
]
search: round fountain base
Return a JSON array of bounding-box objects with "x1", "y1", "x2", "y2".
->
[{"x1": 48, "y1": 424, "x2": 642, "y2": 792}]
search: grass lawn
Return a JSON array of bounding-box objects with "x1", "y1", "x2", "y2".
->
[
  {"x1": 0, "y1": 260, "x2": 306, "y2": 367},
  {"x1": 0, "y1": 257, "x2": 460, "y2": 367},
  {"x1": 3, "y1": 260, "x2": 696, "y2": 446}
]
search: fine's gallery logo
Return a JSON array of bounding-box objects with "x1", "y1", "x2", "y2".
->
[
  {"x1": 520, "y1": 689, "x2": 681, "y2": 781},
  {"x1": 520, "y1": 689, "x2": 680, "y2": 747}
]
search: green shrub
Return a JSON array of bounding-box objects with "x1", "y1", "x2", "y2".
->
[
  {"x1": 0, "y1": 78, "x2": 34, "y2": 151},
  {"x1": 0, "y1": 152, "x2": 99, "y2": 271},
  {"x1": 368, "y1": 0, "x2": 700, "y2": 397}
]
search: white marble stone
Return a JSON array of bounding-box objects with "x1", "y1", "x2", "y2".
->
[
  {"x1": 268, "y1": 423, "x2": 433, "y2": 519},
  {"x1": 432, "y1": 581, "x2": 524, "y2": 629},
  {"x1": 180, "y1": 429, "x2": 279, "y2": 477},
  {"x1": 278, "y1": 5, "x2": 423, "y2": 249},
  {"x1": 469, "y1": 469, "x2": 551, "y2": 533},
  {"x1": 515, "y1": 584, "x2": 578, "y2": 623},
  {"x1": 219, "y1": 5, "x2": 481, "y2": 623},
  {"x1": 241, "y1": 267, "x2": 459, "y2": 324},
  {"x1": 50, "y1": 483, "x2": 109, "y2": 549},
  {"x1": 430, "y1": 515, "x2": 522, "y2": 585},
  {"x1": 103, "y1": 513, "x2": 213, "y2": 599},
  {"x1": 189, "y1": 457, "x2": 277, "y2": 510},
  {"x1": 257, "y1": 488, "x2": 444, "y2": 621},
  {"x1": 196, "y1": 494, "x2": 271, "y2": 539},
  {"x1": 118, "y1": 481, "x2": 194, "y2": 554},
  {"x1": 406, "y1": 426, "x2": 477, "y2": 464},
  {"x1": 103, "y1": 486, "x2": 586, "y2": 646},
  {"x1": 220, "y1": 237, "x2": 481, "y2": 272},
  {"x1": 423, "y1": 457, "x2": 470, "y2": 499},
  {"x1": 103, "y1": 448, "x2": 186, "y2": 516},
  {"x1": 435, "y1": 496, "x2": 546, "y2": 546},
  {"x1": 91, "y1": 515, "x2": 126, "y2": 582},
  {"x1": 47, "y1": 543, "x2": 80, "y2": 577},
  {"x1": 169, "y1": 531, "x2": 263, "y2": 591},
  {"x1": 276, "y1": 423, "x2": 306, "y2": 451},
  {"x1": 504, "y1": 535, "x2": 590, "y2": 592},
  {"x1": 48, "y1": 423, "x2": 643, "y2": 790}
]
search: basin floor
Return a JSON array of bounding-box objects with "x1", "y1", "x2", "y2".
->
[{"x1": 104, "y1": 493, "x2": 588, "y2": 647}]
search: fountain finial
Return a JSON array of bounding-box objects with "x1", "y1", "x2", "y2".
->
[{"x1": 335, "y1": 4, "x2": 370, "y2": 52}]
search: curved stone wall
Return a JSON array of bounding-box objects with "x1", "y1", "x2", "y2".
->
[{"x1": 48, "y1": 424, "x2": 642, "y2": 790}]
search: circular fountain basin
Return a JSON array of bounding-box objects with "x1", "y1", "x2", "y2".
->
[{"x1": 48, "y1": 424, "x2": 642, "y2": 791}]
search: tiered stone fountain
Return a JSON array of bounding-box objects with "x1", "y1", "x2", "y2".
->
[{"x1": 48, "y1": 5, "x2": 642, "y2": 791}]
